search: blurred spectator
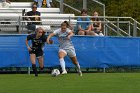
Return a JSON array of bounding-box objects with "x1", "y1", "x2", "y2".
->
[
  {"x1": 25, "y1": 4, "x2": 41, "y2": 31},
  {"x1": 0, "y1": 0, "x2": 11, "y2": 25},
  {"x1": 34, "y1": 0, "x2": 42, "y2": 8},
  {"x1": 0, "y1": 0, "x2": 11, "y2": 8},
  {"x1": 41, "y1": 0, "x2": 47, "y2": 8},
  {"x1": 46, "y1": 0, "x2": 53, "y2": 8},
  {"x1": 91, "y1": 11, "x2": 104, "y2": 36},
  {"x1": 34, "y1": 0, "x2": 53, "y2": 8},
  {"x1": 77, "y1": 9, "x2": 93, "y2": 35},
  {"x1": 6, "y1": 0, "x2": 10, "y2": 3}
]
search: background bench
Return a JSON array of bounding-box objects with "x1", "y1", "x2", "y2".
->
[
  {"x1": 10, "y1": 2, "x2": 33, "y2": 8},
  {"x1": 0, "y1": 8, "x2": 60, "y2": 15},
  {"x1": 0, "y1": 2, "x2": 76, "y2": 34}
]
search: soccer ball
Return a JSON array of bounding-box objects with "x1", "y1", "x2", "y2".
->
[{"x1": 51, "y1": 69, "x2": 60, "y2": 77}]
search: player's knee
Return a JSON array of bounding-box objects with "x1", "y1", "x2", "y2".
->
[
  {"x1": 31, "y1": 61, "x2": 36, "y2": 65},
  {"x1": 58, "y1": 53, "x2": 65, "y2": 58}
]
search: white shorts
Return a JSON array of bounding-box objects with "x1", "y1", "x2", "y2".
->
[{"x1": 59, "y1": 48, "x2": 76, "y2": 57}]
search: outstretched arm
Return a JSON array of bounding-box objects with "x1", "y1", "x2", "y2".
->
[
  {"x1": 67, "y1": 31, "x2": 74, "y2": 39},
  {"x1": 47, "y1": 33, "x2": 55, "y2": 44}
]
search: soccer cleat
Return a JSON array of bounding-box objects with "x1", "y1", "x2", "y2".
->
[
  {"x1": 78, "y1": 70, "x2": 82, "y2": 76},
  {"x1": 35, "y1": 74, "x2": 38, "y2": 77},
  {"x1": 61, "y1": 70, "x2": 67, "y2": 75}
]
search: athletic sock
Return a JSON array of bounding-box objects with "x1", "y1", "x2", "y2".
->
[
  {"x1": 39, "y1": 67, "x2": 44, "y2": 70},
  {"x1": 32, "y1": 64, "x2": 38, "y2": 77},
  {"x1": 59, "y1": 58, "x2": 66, "y2": 72},
  {"x1": 39, "y1": 67, "x2": 44, "y2": 74},
  {"x1": 76, "y1": 62, "x2": 81, "y2": 71},
  {"x1": 75, "y1": 63, "x2": 82, "y2": 76}
]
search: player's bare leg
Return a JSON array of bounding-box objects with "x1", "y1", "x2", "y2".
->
[
  {"x1": 30, "y1": 54, "x2": 38, "y2": 77},
  {"x1": 38, "y1": 56, "x2": 44, "y2": 73},
  {"x1": 59, "y1": 51, "x2": 67, "y2": 74},
  {"x1": 70, "y1": 56, "x2": 82, "y2": 76}
]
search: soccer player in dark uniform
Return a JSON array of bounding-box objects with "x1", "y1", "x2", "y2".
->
[{"x1": 25, "y1": 27, "x2": 51, "y2": 77}]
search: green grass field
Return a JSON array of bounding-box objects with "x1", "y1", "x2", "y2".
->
[{"x1": 0, "y1": 73, "x2": 140, "y2": 93}]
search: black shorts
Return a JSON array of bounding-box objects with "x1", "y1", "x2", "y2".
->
[{"x1": 29, "y1": 49, "x2": 44, "y2": 58}]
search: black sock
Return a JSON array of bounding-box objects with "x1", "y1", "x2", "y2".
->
[
  {"x1": 32, "y1": 64, "x2": 38, "y2": 77},
  {"x1": 40, "y1": 67, "x2": 44, "y2": 71},
  {"x1": 39, "y1": 67, "x2": 44, "y2": 74}
]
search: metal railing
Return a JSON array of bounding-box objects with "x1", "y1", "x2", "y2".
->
[
  {"x1": 0, "y1": 15, "x2": 140, "y2": 37},
  {"x1": 55, "y1": 0, "x2": 81, "y2": 14},
  {"x1": 55, "y1": 0, "x2": 140, "y2": 37}
]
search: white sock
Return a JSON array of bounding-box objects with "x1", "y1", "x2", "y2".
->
[
  {"x1": 59, "y1": 58, "x2": 66, "y2": 72},
  {"x1": 76, "y1": 62, "x2": 81, "y2": 71}
]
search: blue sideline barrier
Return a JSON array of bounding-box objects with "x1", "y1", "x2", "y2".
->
[{"x1": 0, "y1": 35, "x2": 140, "y2": 68}]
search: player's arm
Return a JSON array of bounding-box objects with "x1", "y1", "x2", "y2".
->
[
  {"x1": 25, "y1": 36, "x2": 32, "y2": 51},
  {"x1": 47, "y1": 33, "x2": 55, "y2": 44},
  {"x1": 67, "y1": 31, "x2": 74, "y2": 39}
]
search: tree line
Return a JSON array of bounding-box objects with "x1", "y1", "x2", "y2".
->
[
  {"x1": 12, "y1": 0, "x2": 140, "y2": 22},
  {"x1": 100, "y1": 0, "x2": 140, "y2": 22}
]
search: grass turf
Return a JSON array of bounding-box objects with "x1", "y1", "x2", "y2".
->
[{"x1": 0, "y1": 73, "x2": 140, "y2": 93}]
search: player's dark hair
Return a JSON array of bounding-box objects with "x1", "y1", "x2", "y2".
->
[
  {"x1": 61, "y1": 22, "x2": 67, "y2": 27},
  {"x1": 63, "y1": 21, "x2": 70, "y2": 27}
]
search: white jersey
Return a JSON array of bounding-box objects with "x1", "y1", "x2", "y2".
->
[{"x1": 53, "y1": 28, "x2": 74, "y2": 50}]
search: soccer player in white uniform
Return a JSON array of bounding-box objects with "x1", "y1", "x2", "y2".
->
[{"x1": 47, "y1": 22, "x2": 82, "y2": 76}]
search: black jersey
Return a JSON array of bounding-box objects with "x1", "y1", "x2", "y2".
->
[
  {"x1": 27, "y1": 34, "x2": 47, "y2": 51},
  {"x1": 26, "y1": 11, "x2": 41, "y2": 25}
]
